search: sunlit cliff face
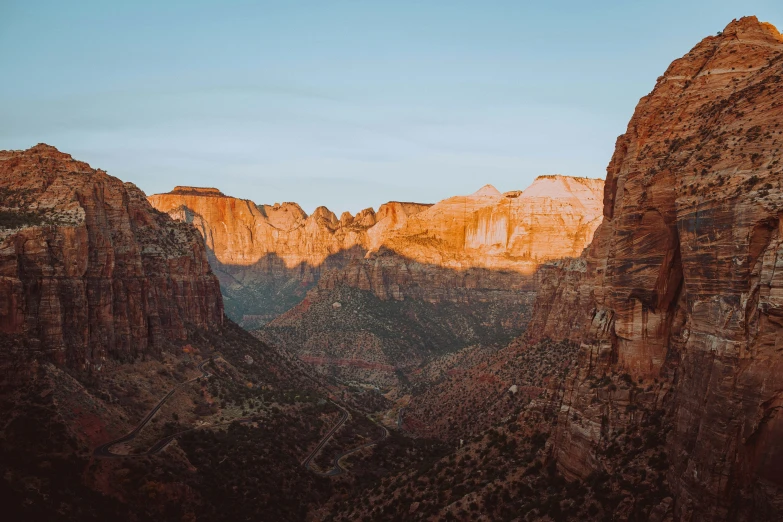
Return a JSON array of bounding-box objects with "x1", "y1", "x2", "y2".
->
[{"x1": 147, "y1": 175, "x2": 604, "y2": 274}]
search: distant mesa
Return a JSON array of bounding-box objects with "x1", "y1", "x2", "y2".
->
[
  {"x1": 535, "y1": 174, "x2": 602, "y2": 184},
  {"x1": 471, "y1": 184, "x2": 502, "y2": 197},
  {"x1": 169, "y1": 186, "x2": 225, "y2": 197}
]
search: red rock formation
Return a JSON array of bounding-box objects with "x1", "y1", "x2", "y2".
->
[
  {"x1": 0, "y1": 145, "x2": 223, "y2": 367},
  {"x1": 204, "y1": 176, "x2": 600, "y2": 385},
  {"x1": 147, "y1": 191, "x2": 431, "y2": 271},
  {"x1": 147, "y1": 188, "x2": 435, "y2": 326},
  {"x1": 148, "y1": 175, "x2": 603, "y2": 326},
  {"x1": 378, "y1": 176, "x2": 604, "y2": 273},
  {"x1": 148, "y1": 175, "x2": 604, "y2": 277},
  {"x1": 525, "y1": 17, "x2": 783, "y2": 519}
]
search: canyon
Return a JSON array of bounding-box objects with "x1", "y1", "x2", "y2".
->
[
  {"x1": 1, "y1": 14, "x2": 783, "y2": 522},
  {"x1": 0, "y1": 145, "x2": 610, "y2": 522},
  {"x1": 148, "y1": 175, "x2": 604, "y2": 328},
  {"x1": 377, "y1": 15, "x2": 783, "y2": 521},
  {"x1": 150, "y1": 176, "x2": 604, "y2": 385},
  {"x1": 149, "y1": 175, "x2": 603, "y2": 388}
]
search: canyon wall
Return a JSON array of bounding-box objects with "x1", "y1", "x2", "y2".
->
[
  {"x1": 149, "y1": 175, "x2": 604, "y2": 327},
  {"x1": 0, "y1": 145, "x2": 223, "y2": 368},
  {"x1": 257, "y1": 176, "x2": 602, "y2": 386},
  {"x1": 379, "y1": 176, "x2": 604, "y2": 272},
  {"x1": 526, "y1": 17, "x2": 783, "y2": 520},
  {"x1": 148, "y1": 188, "x2": 431, "y2": 326},
  {"x1": 260, "y1": 250, "x2": 538, "y2": 387}
]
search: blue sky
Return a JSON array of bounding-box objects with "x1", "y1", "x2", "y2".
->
[{"x1": 1, "y1": 1, "x2": 781, "y2": 213}]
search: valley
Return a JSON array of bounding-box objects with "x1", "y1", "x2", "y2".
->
[
  {"x1": 150, "y1": 174, "x2": 602, "y2": 387},
  {"x1": 1, "y1": 14, "x2": 782, "y2": 522}
]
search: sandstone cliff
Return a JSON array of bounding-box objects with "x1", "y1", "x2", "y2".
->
[
  {"x1": 524, "y1": 17, "x2": 783, "y2": 520},
  {"x1": 242, "y1": 176, "x2": 600, "y2": 386},
  {"x1": 149, "y1": 175, "x2": 603, "y2": 327},
  {"x1": 150, "y1": 175, "x2": 603, "y2": 273},
  {"x1": 379, "y1": 176, "x2": 604, "y2": 273},
  {"x1": 0, "y1": 145, "x2": 223, "y2": 368},
  {"x1": 0, "y1": 148, "x2": 350, "y2": 520},
  {"x1": 148, "y1": 189, "x2": 432, "y2": 326}
]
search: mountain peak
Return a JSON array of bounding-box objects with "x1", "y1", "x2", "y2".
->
[
  {"x1": 721, "y1": 16, "x2": 782, "y2": 42},
  {"x1": 14, "y1": 143, "x2": 74, "y2": 161},
  {"x1": 471, "y1": 184, "x2": 502, "y2": 197},
  {"x1": 29, "y1": 143, "x2": 61, "y2": 153}
]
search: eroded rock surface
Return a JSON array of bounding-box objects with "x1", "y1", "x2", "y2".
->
[
  {"x1": 379, "y1": 175, "x2": 604, "y2": 273},
  {"x1": 525, "y1": 17, "x2": 783, "y2": 520},
  {"x1": 0, "y1": 145, "x2": 223, "y2": 367},
  {"x1": 149, "y1": 175, "x2": 603, "y2": 327},
  {"x1": 147, "y1": 191, "x2": 432, "y2": 326},
  {"x1": 245, "y1": 176, "x2": 602, "y2": 385},
  {"x1": 260, "y1": 255, "x2": 538, "y2": 387}
]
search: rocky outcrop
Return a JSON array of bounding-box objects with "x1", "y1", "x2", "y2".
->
[
  {"x1": 379, "y1": 175, "x2": 604, "y2": 273},
  {"x1": 525, "y1": 17, "x2": 783, "y2": 520},
  {"x1": 147, "y1": 190, "x2": 432, "y2": 327},
  {"x1": 147, "y1": 191, "x2": 431, "y2": 271},
  {"x1": 149, "y1": 175, "x2": 604, "y2": 326},
  {"x1": 523, "y1": 257, "x2": 595, "y2": 343},
  {"x1": 0, "y1": 145, "x2": 223, "y2": 368},
  {"x1": 316, "y1": 248, "x2": 538, "y2": 303}
]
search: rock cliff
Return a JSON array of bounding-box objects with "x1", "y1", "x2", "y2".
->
[
  {"x1": 379, "y1": 175, "x2": 604, "y2": 273},
  {"x1": 257, "y1": 176, "x2": 603, "y2": 386},
  {"x1": 525, "y1": 17, "x2": 783, "y2": 520},
  {"x1": 0, "y1": 144, "x2": 223, "y2": 368},
  {"x1": 147, "y1": 189, "x2": 433, "y2": 326},
  {"x1": 149, "y1": 175, "x2": 603, "y2": 327}
]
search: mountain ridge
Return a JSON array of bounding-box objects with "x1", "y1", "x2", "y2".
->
[{"x1": 149, "y1": 174, "x2": 604, "y2": 327}]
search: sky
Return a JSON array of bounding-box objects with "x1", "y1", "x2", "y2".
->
[{"x1": 1, "y1": 1, "x2": 781, "y2": 214}]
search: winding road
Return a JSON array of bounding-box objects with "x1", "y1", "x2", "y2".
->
[
  {"x1": 94, "y1": 358, "x2": 214, "y2": 458},
  {"x1": 303, "y1": 402, "x2": 389, "y2": 477},
  {"x1": 331, "y1": 421, "x2": 389, "y2": 473},
  {"x1": 301, "y1": 401, "x2": 349, "y2": 473},
  {"x1": 94, "y1": 357, "x2": 390, "y2": 476}
]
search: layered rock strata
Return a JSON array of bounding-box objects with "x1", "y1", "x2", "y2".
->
[
  {"x1": 525, "y1": 17, "x2": 783, "y2": 520},
  {"x1": 379, "y1": 176, "x2": 604, "y2": 272},
  {"x1": 149, "y1": 175, "x2": 604, "y2": 326},
  {"x1": 0, "y1": 145, "x2": 223, "y2": 367}
]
